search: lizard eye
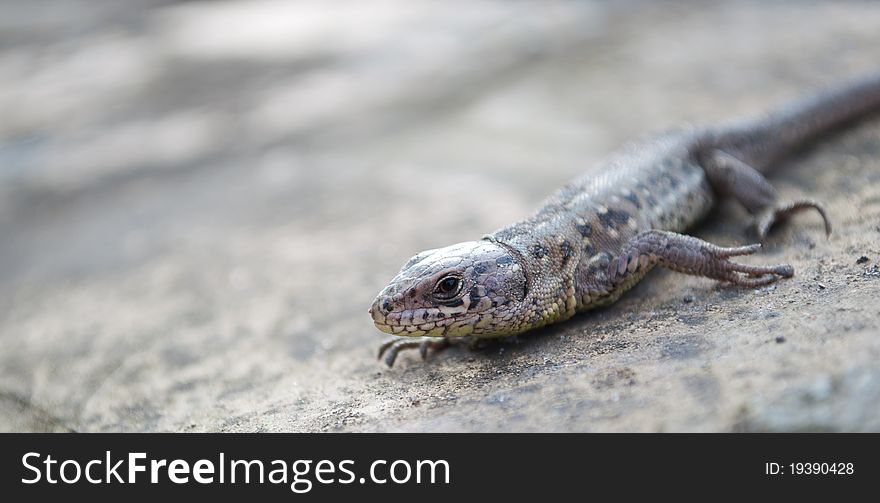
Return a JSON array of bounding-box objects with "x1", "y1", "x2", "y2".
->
[{"x1": 433, "y1": 275, "x2": 463, "y2": 301}]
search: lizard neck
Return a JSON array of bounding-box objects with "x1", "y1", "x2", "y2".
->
[{"x1": 484, "y1": 222, "x2": 581, "y2": 332}]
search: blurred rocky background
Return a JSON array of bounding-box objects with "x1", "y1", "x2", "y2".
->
[{"x1": 1, "y1": 0, "x2": 879, "y2": 432}]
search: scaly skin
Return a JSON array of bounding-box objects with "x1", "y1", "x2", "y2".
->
[{"x1": 370, "y1": 72, "x2": 880, "y2": 366}]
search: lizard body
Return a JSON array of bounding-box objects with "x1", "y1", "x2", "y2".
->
[{"x1": 371, "y1": 73, "x2": 880, "y2": 366}]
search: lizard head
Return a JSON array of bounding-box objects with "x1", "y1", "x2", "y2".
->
[{"x1": 370, "y1": 240, "x2": 527, "y2": 338}]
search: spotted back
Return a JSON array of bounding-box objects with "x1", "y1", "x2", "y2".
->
[{"x1": 490, "y1": 131, "x2": 714, "y2": 313}]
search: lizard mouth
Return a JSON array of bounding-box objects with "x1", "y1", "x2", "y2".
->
[
  {"x1": 370, "y1": 293, "x2": 472, "y2": 337},
  {"x1": 371, "y1": 315, "x2": 473, "y2": 337},
  {"x1": 372, "y1": 318, "x2": 443, "y2": 337},
  {"x1": 370, "y1": 300, "x2": 480, "y2": 337},
  {"x1": 373, "y1": 320, "x2": 433, "y2": 337},
  {"x1": 373, "y1": 319, "x2": 481, "y2": 338}
]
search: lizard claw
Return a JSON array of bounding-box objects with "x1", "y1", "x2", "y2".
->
[
  {"x1": 754, "y1": 199, "x2": 832, "y2": 239},
  {"x1": 377, "y1": 337, "x2": 451, "y2": 367},
  {"x1": 707, "y1": 242, "x2": 793, "y2": 285},
  {"x1": 377, "y1": 338, "x2": 398, "y2": 361}
]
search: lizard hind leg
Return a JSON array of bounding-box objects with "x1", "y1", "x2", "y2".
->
[
  {"x1": 609, "y1": 230, "x2": 794, "y2": 289},
  {"x1": 754, "y1": 199, "x2": 832, "y2": 239},
  {"x1": 703, "y1": 149, "x2": 832, "y2": 239}
]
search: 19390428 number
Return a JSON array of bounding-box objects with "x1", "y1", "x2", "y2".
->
[{"x1": 789, "y1": 462, "x2": 854, "y2": 475}]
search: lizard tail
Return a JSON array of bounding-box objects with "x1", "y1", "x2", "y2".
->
[{"x1": 713, "y1": 71, "x2": 880, "y2": 173}]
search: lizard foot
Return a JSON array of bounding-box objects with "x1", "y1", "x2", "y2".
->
[
  {"x1": 377, "y1": 337, "x2": 451, "y2": 367},
  {"x1": 710, "y1": 243, "x2": 794, "y2": 287},
  {"x1": 754, "y1": 199, "x2": 832, "y2": 239},
  {"x1": 612, "y1": 230, "x2": 794, "y2": 289},
  {"x1": 701, "y1": 150, "x2": 832, "y2": 240}
]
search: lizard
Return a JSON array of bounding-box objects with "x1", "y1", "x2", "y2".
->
[{"x1": 369, "y1": 72, "x2": 880, "y2": 367}]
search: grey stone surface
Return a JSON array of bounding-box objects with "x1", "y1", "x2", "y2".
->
[{"x1": 1, "y1": 0, "x2": 879, "y2": 432}]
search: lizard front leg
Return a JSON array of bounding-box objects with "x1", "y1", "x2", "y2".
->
[
  {"x1": 377, "y1": 336, "x2": 453, "y2": 367},
  {"x1": 608, "y1": 230, "x2": 793, "y2": 288}
]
